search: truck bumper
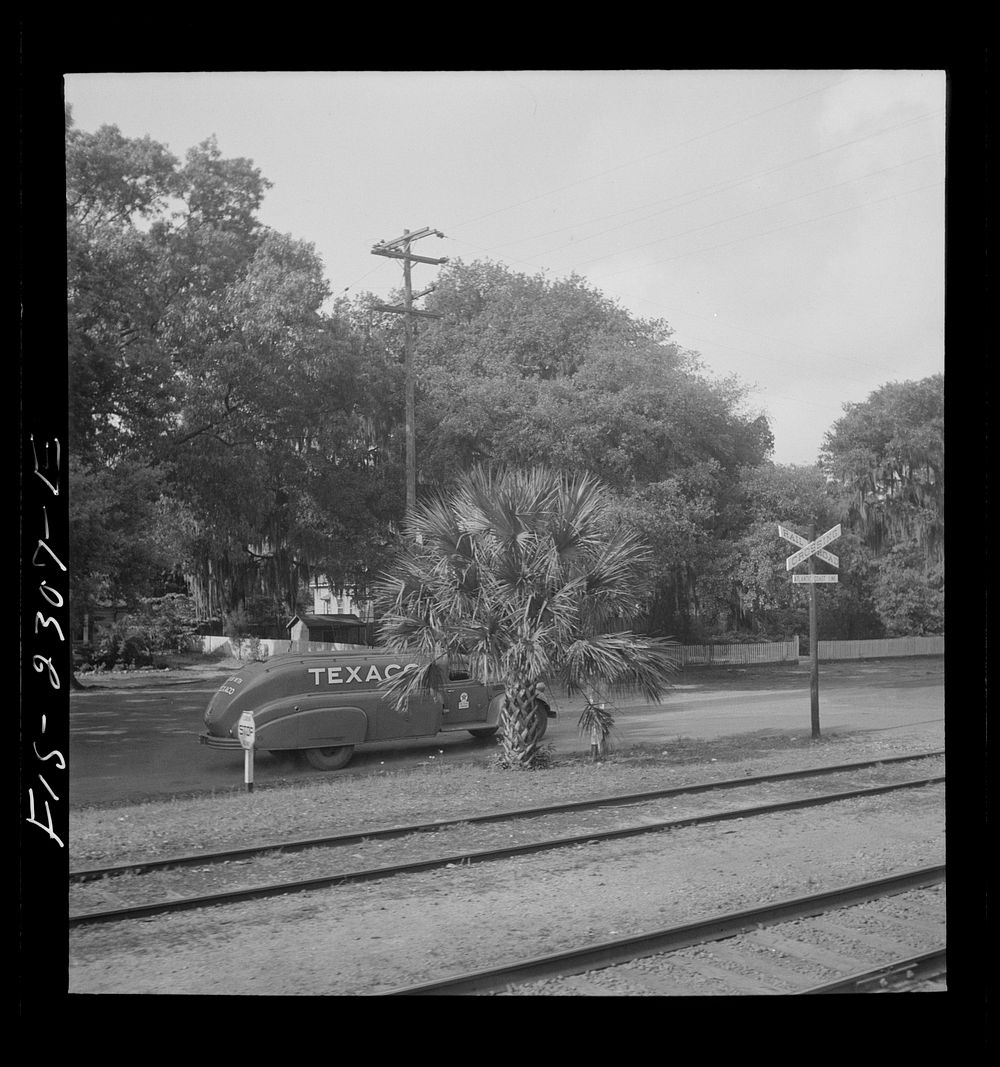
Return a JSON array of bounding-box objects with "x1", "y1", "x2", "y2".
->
[{"x1": 199, "y1": 732, "x2": 243, "y2": 750}]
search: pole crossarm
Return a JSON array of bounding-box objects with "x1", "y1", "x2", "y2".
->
[
  {"x1": 373, "y1": 303, "x2": 441, "y2": 319},
  {"x1": 373, "y1": 227, "x2": 445, "y2": 249},
  {"x1": 370, "y1": 247, "x2": 449, "y2": 266}
]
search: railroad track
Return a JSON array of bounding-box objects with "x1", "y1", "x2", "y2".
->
[
  {"x1": 70, "y1": 750, "x2": 943, "y2": 882},
  {"x1": 375, "y1": 866, "x2": 946, "y2": 995},
  {"x1": 69, "y1": 754, "x2": 944, "y2": 928}
]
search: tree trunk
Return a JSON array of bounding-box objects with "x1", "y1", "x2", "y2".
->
[{"x1": 498, "y1": 677, "x2": 546, "y2": 768}]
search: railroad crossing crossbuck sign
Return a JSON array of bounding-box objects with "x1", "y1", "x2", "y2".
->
[{"x1": 778, "y1": 523, "x2": 841, "y2": 583}]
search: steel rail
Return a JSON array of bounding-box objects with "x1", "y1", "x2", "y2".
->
[
  {"x1": 375, "y1": 866, "x2": 946, "y2": 996},
  {"x1": 794, "y1": 947, "x2": 947, "y2": 994},
  {"x1": 69, "y1": 774, "x2": 944, "y2": 928},
  {"x1": 69, "y1": 749, "x2": 944, "y2": 883}
]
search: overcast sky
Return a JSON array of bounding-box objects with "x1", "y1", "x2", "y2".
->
[{"x1": 63, "y1": 69, "x2": 945, "y2": 466}]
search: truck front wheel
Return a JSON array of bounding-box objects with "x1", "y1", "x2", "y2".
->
[
  {"x1": 535, "y1": 702, "x2": 550, "y2": 739},
  {"x1": 468, "y1": 726, "x2": 499, "y2": 739},
  {"x1": 303, "y1": 745, "x2": 355, "y2": 771}
]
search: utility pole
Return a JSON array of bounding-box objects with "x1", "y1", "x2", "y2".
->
[
  {"x1": 807, "y1": 524, "x2": 820, "y2": 739},
  {"x1": 371, "y1": 227, "x2": 448, "y2": 515}
]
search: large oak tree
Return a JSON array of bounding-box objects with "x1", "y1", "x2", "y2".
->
[{"x1": 67, "y1": 110, "x2": 404, "y2": 632}]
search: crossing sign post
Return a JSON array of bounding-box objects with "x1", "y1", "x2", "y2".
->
[{"x1": 777, "y1": 523, "x2": 843, "y2": 739}]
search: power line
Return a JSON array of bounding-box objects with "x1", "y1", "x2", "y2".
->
[
  {"x1": 335, "y1": 261, "x2": 395, "y2": 298},
  {"x1": 442, "y1": 171, "x2": 942, "y2": 375},
  {"x1": 387, "y1": 164, "x2": 943, "y2": 383},
  {"x1": 548, "y1": 152, "x2": 943, "y2": 270},
  {"x1": 428, "y1": 143, "x2": 944, "y2": 411},
  {"x1": 448, "y1": 75, "x2": 853, "y2": 231},
  {"x1": 437, "y1": 234, "x2": 902, "y2": 404},
  {"x1": 597, "y1": 180, "x2": 944, "y2": 278},
  {"x1": 439, "y1": 210, "x2": 938, "y2": 386},
  {"x1": 468, "y1": 108, "x2": 943, "y2": 259}
]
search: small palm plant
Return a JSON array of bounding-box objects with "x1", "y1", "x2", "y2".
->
[
  {"x1": 374, "y1": 465, "x2": 679, "y2": 769},
  {"x1": 578, "y1": 700, "x2": 618, "y2": 761}
]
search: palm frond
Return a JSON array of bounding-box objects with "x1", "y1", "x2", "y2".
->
[
  {"x1": 409, "y1": 497, "x2": 480, "y2": 567},
  {"x1": 377, "y1": 655, "x2": 449, "y2": 713},
  {"x1": 577, "y1": 700, "x2": 620, "y2": 753},
  {"x1": 558, "y1": 632, "x2": 681, "y2": 703}
]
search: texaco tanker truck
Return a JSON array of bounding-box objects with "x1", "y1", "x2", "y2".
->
[{"x1": 199, "y1": 648, "x2": 554, "y2": 769}]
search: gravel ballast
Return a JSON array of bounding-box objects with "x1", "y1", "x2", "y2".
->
[{"x1": 68, "y1": 711, "x2": 946, "y2": 995}]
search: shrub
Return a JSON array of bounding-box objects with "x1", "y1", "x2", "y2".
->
[
  {"x1": 871, "y1": 545, "x2": 944, "y2": 636},
  {"x1": 84, "y1": 595, "x2": 200, "y2": 669},
  {"x1": 233, "y1": 635, "x2": 270, "y2": 663}
]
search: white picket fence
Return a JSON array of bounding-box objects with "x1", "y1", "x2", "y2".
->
[
  {"x1": 814, "y1": 635, "x2": 944, "y2": 660},
  {"x1": 197, "y1": 635, "x2": 367, "y2": 659},
  {"x1": 678, "y1": 636, "x2": 943, "y2": 665},
  {"x1": 678, "y1": 640, "x2": 799, "y2": 666}
]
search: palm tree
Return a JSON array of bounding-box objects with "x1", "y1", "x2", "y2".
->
[{"x1": 373, "y1": 465, "x2": 679, "y2": 768}]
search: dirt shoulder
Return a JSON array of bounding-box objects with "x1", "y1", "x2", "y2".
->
[
  {"x1": 72, "y1": 656, "x2": 240, "y2": 690},
  {"x1": 69, "y1": 721, "x2": 946, "y2": 870}
]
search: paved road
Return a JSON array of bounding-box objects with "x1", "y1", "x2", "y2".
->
[{"x1": 68, "y1": 658, "x2": 944, "y2": 808}]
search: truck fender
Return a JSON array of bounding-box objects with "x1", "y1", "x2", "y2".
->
[
  {"x1": 485, "y1": 693, "x2": 504, "y2": 727},
  {"x1": 256, "y1": 706, "x2": 369, "y2": 750}
]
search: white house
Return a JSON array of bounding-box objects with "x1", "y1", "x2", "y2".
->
[{"x1": 308, "y1": 577, "x2": 375, "y2": 621}]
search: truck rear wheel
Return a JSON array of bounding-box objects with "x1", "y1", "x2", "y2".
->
[{"x1": 303, "y1": 745, "x2": 355, "y2": 771}]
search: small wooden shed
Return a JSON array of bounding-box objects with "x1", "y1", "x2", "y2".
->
[{"x1": 286, "y1": 614, "x2": 370, "y2": 647}]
